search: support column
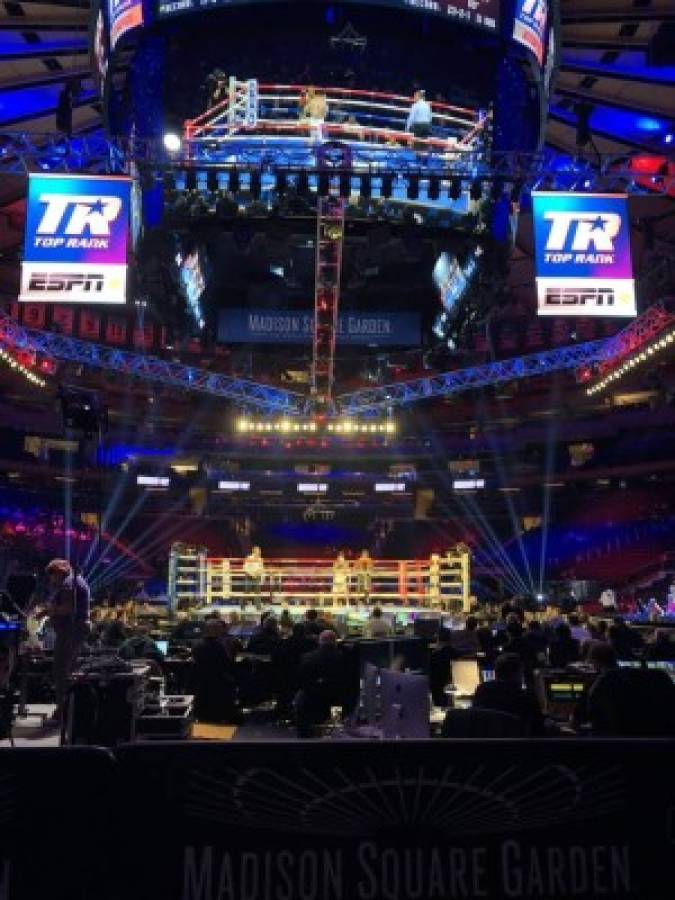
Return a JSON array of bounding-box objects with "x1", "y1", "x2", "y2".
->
[{"x1": 311, "y1": 193, "x2": 345, "y2": 409}]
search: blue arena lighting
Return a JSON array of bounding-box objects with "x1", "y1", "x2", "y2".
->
[{"x1": 636, "y1": 117, "x2": 663, "y2": 133}]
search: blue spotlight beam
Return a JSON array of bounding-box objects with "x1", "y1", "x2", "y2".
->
[
  {"x1": 0, "y1": 311, "x2": 304, "y2": 414},
  {"x1": 336, "y1": 340, "x2": 613, "y2": 414}
]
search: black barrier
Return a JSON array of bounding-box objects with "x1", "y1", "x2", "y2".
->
[
  {"x1": 116, "y1": 739, "x2": 675, "y2": 900},
  {"x1": 0, "y1": 747, "x2": 115, "y2": 900}
]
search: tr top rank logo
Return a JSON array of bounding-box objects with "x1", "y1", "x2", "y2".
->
[
  {"x1": 33, "y1": 194, "x2": 123, "y2": 251},
  {"x1": 542, "y1": 211, "x2": 622, "y2": 265}
]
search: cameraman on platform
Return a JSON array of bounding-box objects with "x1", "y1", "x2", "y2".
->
[{"x1": 44, "y1": 559, "x2": 90, "y2": 725}]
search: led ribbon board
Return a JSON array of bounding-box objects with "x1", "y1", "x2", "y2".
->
[
  {"x1": 532, "y1": 192, "x2": 636, "y2": 318},
  {"x1": 20, "y1": 174, "x2": 131, "y2": 305},
  {"x1": 513, "y1": 0, "x2": 548, "y2": 67}
]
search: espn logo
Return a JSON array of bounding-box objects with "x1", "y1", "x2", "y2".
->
[
  {"x1": 544, "y1": 287, "x2": 614, "y2": 307},
  {"x1": 27, "y1": 273, "x2": 104, "y2": 293}
]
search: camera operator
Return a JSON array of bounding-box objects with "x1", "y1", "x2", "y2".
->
[{"x1": 44, "y1": 559, "x2": 91, "y2": 725}]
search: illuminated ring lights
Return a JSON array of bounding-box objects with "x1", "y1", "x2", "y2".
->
[
  {"x1": 184, "y1": 82, "x2": 487, "y2": 155},
  {"x1": 586, "y1": 328, "x2": 675, "y2": 396}
]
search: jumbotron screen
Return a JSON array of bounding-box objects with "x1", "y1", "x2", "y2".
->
[{"x1": 156, "y1": 0, "x2": 499, "y2": 32}]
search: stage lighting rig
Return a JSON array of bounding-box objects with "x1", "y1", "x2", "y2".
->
[
  {"x1": 235, "y1": 417, "x2": 396, "y2": 436},
  {"x1": 586, "y1": 328, "x2": 675, "y2": 397},
  {"x1": 0, "y1": 347, "x2": 46, "y2": 388}
]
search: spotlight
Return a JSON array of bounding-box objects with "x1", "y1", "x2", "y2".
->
[
  {"x1": 449, "y1": 176, "x2": 462, "y2": 201},
  {"x1": 381, "y1": 173, "x2": 393, "y2": 198},
  {"x1": 407, "y1": 174, "x2": 420, "y2": 201},
  {"x1": 428, "y1": 176, "x2": 440, "y2": 201},
  {"x1": 339, "y1": 172, "x2": 351, "y2": 199},
  {"x1": 360, "y1": 173, "x2": 372, "y2": 198},
  {"x1": 470, "y1": 178, "x2": 482, "y2": 202},
  {"x1": 206, "y1": 169, "x2": 219, "y2": 192},
  {"x1": 228, "y1": 169, "x2": 240, "y2": 193},
  {"x1": 185, "y1": 169, "x2": 197, "y2": 191},
  {"x1": 163, "y1": 132, "x2": 181, "y2": 153},
  {"x1": 249, "y1": 170, "x2": 261, "y2": 199}
]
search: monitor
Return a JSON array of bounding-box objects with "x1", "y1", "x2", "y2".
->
[
  {"x1": 380, "y1": 669, "x2": 430, "y2": 739},
  {"x1": 480, "y1": 667, "x2": 495, "y2": 683},
  {"x1": 393, "y1": 638, "x2": 430, "y2": 674},
  {"x1": 155, "y1": 640, "x2": 169, "y2": 656},
  {"x1": 362, "y1": 662, "x2": 379, "y2": 726},
  {"x1": 451, "y1": 659, "x2": 481, "y2": 697},
  {"x1": 646, "y1": 661, "x2": 675, "y2": 683},
  {"x1": 545, "y1": 679, "x2": 587, "y2": 704},
  {"x1": 617, "y1": 660, "x2": 642, "y2": 669}
]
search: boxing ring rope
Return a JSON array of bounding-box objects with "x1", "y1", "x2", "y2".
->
[
  {"x1": 168, "y1": 546, "x2": 472, "y2": 614},
  {"x1": 184, "y1": 81, "x2": 488, "y2": 156}
]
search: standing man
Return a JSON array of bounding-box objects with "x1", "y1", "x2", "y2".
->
[
  {"x1": 243, "y1": 546, "x2": 265, "y2": 609},
  {"x1": 405, "y1": 89, "x2": 432, "y2": 140},
  {"x1": 45, "y1": 559, "x2": 90, "y2": 724},
  {"x1": 355, "y1": 549, "x2": 373, "y2": 603}
]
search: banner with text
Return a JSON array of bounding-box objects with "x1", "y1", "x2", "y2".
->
[
  {"x1": 20, "y1": 173, "x2": 131, "y2": 304},
  {"x1": 116, "y1": 740, "x2": 674, "y2": 900},
  {"x1": 513, "y1": 0, "x2": 548, "y2": 67},
  {"x1": 218, "y1": 309, "x2": 421, "y2": 346},
  {"x1": 532, "y1": 192, "x2": 636, "y2": 318}
]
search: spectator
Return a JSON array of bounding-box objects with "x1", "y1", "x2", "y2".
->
[
  {"x1": 472, "y1": 653, "x2": 545, "y2": 736},
  {"x1": 608, "y1": 617, "x2": 644, "y2": 659},
  {"x1": 645, "y1": 629, "x2": 675, "y2": 662},
  {"x1": 295, "y1": 630, "x2": 345, "y2": 737},
  {"x1": 429, "y1": 627, "x2": 458, "y2": 706},
  {"x1": 568, "y1": 614, "x2": 592, "y2": 645},
  {"x1": 523, "y1": 619, "x2": 548, "y2": 660},
  {"x1": 247, "y1": 615, "x2": 281, "y2": 655},
  {"x1": 449, "y1": 615, "x2": 480, "y2": 656},
  {"x1": 117, "y1": 626, "x2": 163, "y2": 666},
  {"x1": 548, "y1": 623, "x2": 580, "y2": 668},
  {"x1": 304, "y1": 608, "x2": 328, "y2": 637},
  {"x1": 274, "y1": 622, "x2": 316, "y2": 717},
  {"x1": 365, "y1": 607, "x2": 392, "y2": 639},
  {"x1": 191, "y1": 618, "x2": 239, "y2": 724},
  {"x1": 503, "y1": 618, "x2": 538, "y2": 675}
]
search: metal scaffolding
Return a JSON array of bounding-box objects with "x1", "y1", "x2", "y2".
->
[
  {"x1": 311, "y1": 195, "x2": 345, "y2": 407},
  {"x1": 335, "y1": 339, "x2": 614, "y2": 414},
  {"x1": 0, "y1": 311, "x2": 304, "y2": 414}
]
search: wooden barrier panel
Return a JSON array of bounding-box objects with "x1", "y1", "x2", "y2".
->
[{"x1": 116, "y1": 739, "x2": 675, "y2": 900}]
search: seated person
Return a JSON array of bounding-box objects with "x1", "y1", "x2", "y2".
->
[
  {"x1": 523, "y1": 620, "x2": 548, "y2": 661},
  {"x1": 191, "y1": 618, "x2": 239, "y2": 724},
  {"x1": 608, "y1": 617, "x2": 644, "y2": 659},
  {"x1": 644, "y1": 629, "x2": 675, "y2": 661},
  {"x1": 449, "y1": 615, "x2": 480, "y2": 657},
  {"x1": 472, "y1": 652, "x2": 545, "y2": 736},
  {"x1": 568, "y1": 613, "x2": 592, "y2": 645},
  {"x1": 503, "y1": 617, "x2": 538, "y2": 675},
  {"x1": 587, "y1": 659, "x2": 675, "y2": 736},
  {"x1": 303, "y1": 608, "x2": 329, "y2": 637},
  {"x1": 365, "y1": 607, "x2": 392, "y2": 639},
  {"x1": 548, "y1": 623, "x2": 580, "y2": 668},
  {"x1": 273, "y1": 623, "x2": 316, "y2": 715},
  {"x1": 295, "y1": 630, "x2": 345, "y2": 738},
  {"x1": 247, "y1": 615, "x2": 281, "y2": 655},
  {"x1": 117, "y1": 626, "x2": 163, "y2": 666},
  {"x1": 429, "y1": 627, "x2": 458, "y2": 707},
  {"x1": 573, "y1": 641, "x2": 617, "y2": 729}
]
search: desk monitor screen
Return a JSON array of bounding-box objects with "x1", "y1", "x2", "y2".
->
[
  {"x1": 413, "y1": 617, "x2": 441, "y2": 640},
  {"x1": 155, "y1": 640, "x2": 169, "y2": 656},
  {"x1": 452, "y1": 659, "x2": 480, "y2": 697},
  {"x1": 546, "y1": 678, "x2": 587, "y2": 704},
  {"x1": 617, "y1": 660, "x2": 641, "y2": 669},
  {"x1": 646, "y1": 661, "x2": 675, "y2": 682},
  {"x1": 480, "y1": 668, "x2": 495, "y2": 683},
  {"x1": 380, "y1": 669, "x2": 430, "y2": 739}
]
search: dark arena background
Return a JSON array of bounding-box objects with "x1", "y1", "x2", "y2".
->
[{"x1": 0, "y1": 1, "x2": 674, "y2": 899}]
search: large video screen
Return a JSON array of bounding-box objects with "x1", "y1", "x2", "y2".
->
[
  {"x1": 156, "y1": 0, "x2": 499, "y2": 32},
  {"x1": 109, "y1": 0, "x2": 144, "y2": 48},
  {"x1": 532, "y1": 192, "x2": 636, "y2": 318},
  {"x1": 512, "y1": 0, "x2": 548, "y2": 67},
  {"x1": 20, "y1": 174, "x2": 131, "y2": 305}
]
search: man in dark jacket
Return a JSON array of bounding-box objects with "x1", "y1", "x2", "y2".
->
[
  {"x1": 295, "y1": 630, "x2": 344, "y2": 737},
  {"x1": 191, "y1": 619, "x2": 239, "y2": 723},
  {"x1": 473, "y1": 652, "x2": 545, "y2": 736},
  {"x1": 274, "y1": 623, "x2": 316, "y2": 716}
]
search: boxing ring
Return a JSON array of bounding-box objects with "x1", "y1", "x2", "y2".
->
[
  {"x1": 168, "y1": 544, "x2": 471, "y2": 615},
  {"x1": 179, "y1": 79, "x2": 490, "y2": 180}
]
